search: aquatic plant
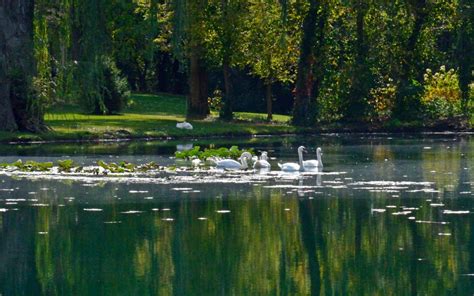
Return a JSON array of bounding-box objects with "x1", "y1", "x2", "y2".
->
[
  {"x1": 13, "y1": 160, "x2": 53, "y2": 171},
  {"x1": 0, "y1": 159, "x2": 166, "y2": 174},
  {"x1": 57, "y1": 159, "x2": 76, "y2": 172},
  {"x1": 175, "y1": 146, "x2": 253, "y2": 160}
]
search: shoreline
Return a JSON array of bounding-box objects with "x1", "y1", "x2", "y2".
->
[{"x1": 2, "y1": 124, "x2": 473, "y2": 145}]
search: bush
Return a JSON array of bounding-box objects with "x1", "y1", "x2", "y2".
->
[
  {"x1": 208, "y1": 89, "x2": 223, "y2": 112},
  {"x1": 366, "y1": 76, "x2": 396, "y2": 122},
  {"x1": 100, "y1": 56, "x2": 131, "y2": 114},
  {"x1": 421, "y1": 66, "x2": 461, "y2": 120}
]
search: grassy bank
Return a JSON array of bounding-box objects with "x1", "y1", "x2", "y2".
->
[
  {"x1": 1, "y1": 93, "x2": 471, "y2": 144},
  {"x1": 0, "y1": 94, "x2": 298, "y2": 143}
]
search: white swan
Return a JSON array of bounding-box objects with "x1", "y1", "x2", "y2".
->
[
  {"x1": 176, "y1": 122, "x2": 193, "y2": 130},
  {"x1": 278, "y1": 146, "x2": 306, "y2": 172},
  {"x1": 253, "y1": 151, "x2": 271, "y2": 169},
  {"x1": 216, "y1": 152, "x2": 252, "y2": 170},
  {"x1": 303, "y1": 147, "x2": 323, "y2": 170}
]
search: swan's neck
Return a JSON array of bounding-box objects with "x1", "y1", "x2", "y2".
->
[
  {"x1": 241, "y1": 157, "x2": 248, "y2": 169},
  {"x1": 317, "y1": 151, "x2": 322, "y2": 166},
  {"x1": 298, "y1": 150, "x2": 304, "y2": 166}
]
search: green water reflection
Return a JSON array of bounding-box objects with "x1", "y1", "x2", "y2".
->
[{"x1": 0, "y1": 135, "x2": 474, "y2": 295}]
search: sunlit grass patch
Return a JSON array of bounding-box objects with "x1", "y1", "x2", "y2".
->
[{"x1": 30, "y1": 93, "x2": 295, "y2": 142}]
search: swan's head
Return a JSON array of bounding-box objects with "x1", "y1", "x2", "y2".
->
[
  {"x1": 261, "y1": 151, "x2": 268, "y2": 161},
  {"x1": 297, "y1": 146, "x2": 307, "y2": 153},
  {"x1": 239, "y1": 152, "x2": 253, "y2": 161},
  {"x1": 317, "y1": 147, "x2": 322, "y2": 155}
]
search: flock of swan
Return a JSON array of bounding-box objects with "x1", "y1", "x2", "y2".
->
[{"x1": 210, "y1": 146, "x2": 323, "y2": 172}]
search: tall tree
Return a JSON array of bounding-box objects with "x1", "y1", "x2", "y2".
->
[
  {"x1": 244, "y1": 0, "x2": 299, "y2": 121},
  {"x1": 393, "y1": 0, "x2": 429, "y2": 118},
  {"x1": 0, "y1": 0, "x2": 46, "y2": 132},
  {"x1": 457, "y1": 0, "x2": 474, "y2": 115},
  {"x1": 207, "y1": 0, "x2": 247, "y2": 121},
  {"x1": 292, "y1": 0, "x2": 328, "y2": 127},
  {"x1": 345, "y1": 0, "x2": 370, "y2": 121},
  {"x1": 172, "y1": 0, "x2": 210, "y2": 120}
]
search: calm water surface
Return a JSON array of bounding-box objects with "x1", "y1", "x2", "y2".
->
[{"x1": 1, "y1": 134, "x2": 474, "y2": 295}]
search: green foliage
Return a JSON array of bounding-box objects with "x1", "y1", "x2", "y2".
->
[
  {"x1": 12, "y1": 159, "x2": 53, "y2": 172},
  {"x1": 16, "y1": 0, "x2": 474, "y2": 131},
  {"x1": 101, "y1": 56, "x2": 131, "y2": 114},
  {"x1": 97, "y1": 160, "x2": 160, "y2": 173},
  {"x1": 421, "y1": 66, "x2": 462, "y2": 120},
  {"x1": 366, "y1": 77, "x2": 397, "y2": 122},
  {"x1": 175, "y1": 146, "x2": 253, "y2": 160},
  {"x1": 208, "y1": 89, "x2": 223, "y2": 112},
  {"x1": 57, "y1": 159, "x2": 76, "y2": 172}
]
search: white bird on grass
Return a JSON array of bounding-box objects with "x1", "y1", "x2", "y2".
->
[
  {"x1": 278, "y1": 146, "x2": 306, "y2": 172},
  {"x1": 176, "y1": 122, "x2": 193, "y2": 130}
]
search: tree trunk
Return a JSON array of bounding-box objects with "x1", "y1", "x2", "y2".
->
[
  {"x1": 292, "y1": 0, "x2": 327, "y2": 127},
  {"x1": 187, "y1": 50, "x2": 209, "y2": 119},
  {"x1": 219, "y1": 0, "x2": 233, "y2": 121},
  {"x1": 220, "y1": 60, "x2": 233, "y2": 120},
  {"x1": 265, "y1": 81, "x2": 273, "y2": 121},
  {"x1": 0, "y1": 0, "x2": 45, "y2": 132},
  {"x1": 345, "y1": 0, "x2": 369, "y2": 121}
]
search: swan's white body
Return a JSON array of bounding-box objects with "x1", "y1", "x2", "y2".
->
[
  {"x1": 191, "y1": 158, "x2": 201, "y2": 167},
  {"x1": 253, "y1": 152, "x2": 271, "y2": 169},
  {"x1": 278, "y1": 146, "x2": 305, "y2": 172},
  {"x1": 216, "y1": 152, "x2": 251, "y2": 170},
  {"x1": 303, "y1": 147, "x2": 323, "y2": 169}
]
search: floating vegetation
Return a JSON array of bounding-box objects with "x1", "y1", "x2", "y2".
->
[
  {"x1": 0, "y1": 159, "x2": 166, "y2": 175},
  {"x1": 57, "y1": 159, "x2": 77, "y2": 172},
  {"x1": 175, "y1": 146, "x2": 253, "y2": 160},
  {"x1": 1, "y1": 159, "x2": 54, "y2": 172}
]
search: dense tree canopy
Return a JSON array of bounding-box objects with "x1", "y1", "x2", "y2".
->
[{"x1": 0, "y1": 0, "x2": 472, "y2": 131}]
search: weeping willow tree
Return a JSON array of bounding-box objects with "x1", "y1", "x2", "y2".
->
[
  {"x1": 34, "y1": 0, "x2": 75, "y2": 107},
  {"x1": 0, "y1": 0, "x2": 47, "y2": 132},
  {"x1": 72, "y1": 0, "x2": 107, "y2": 114},
  {"x1": 71, "y1": 0, "x2": 129, "y2": 115},
  {"x1": 172, "y1": 0, "x2": 210, "y2": 120}
]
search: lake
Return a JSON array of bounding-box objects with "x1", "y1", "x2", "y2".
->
[{"x1": 0, "y1": 134, "x2": 473, "y2": 295}]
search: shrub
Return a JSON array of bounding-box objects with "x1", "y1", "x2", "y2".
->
[
  {"x1": 366, "y1": 77, "x2": 396, "y2": 122},
  {"x1": 100, "y1": 56, "x2": 131, "y2": 114},
  {"x1": 421, "y1": 66, "x2": 461, "y2": 120},
  {"x1": 208, "y1": 89, "x2": 223, "y2": 112}
]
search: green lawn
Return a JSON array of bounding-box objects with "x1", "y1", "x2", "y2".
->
[{"x1": 1, "y1": 93, "x2": 297, "y2": 143}]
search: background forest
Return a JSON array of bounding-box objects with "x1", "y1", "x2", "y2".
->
[{"x1": 0, "y1": 0, "x2": 473, "y2": 132}]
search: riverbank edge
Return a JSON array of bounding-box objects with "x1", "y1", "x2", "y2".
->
[{"x1": 2, "y1": 122, "x2": 473, "y2": 145}]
